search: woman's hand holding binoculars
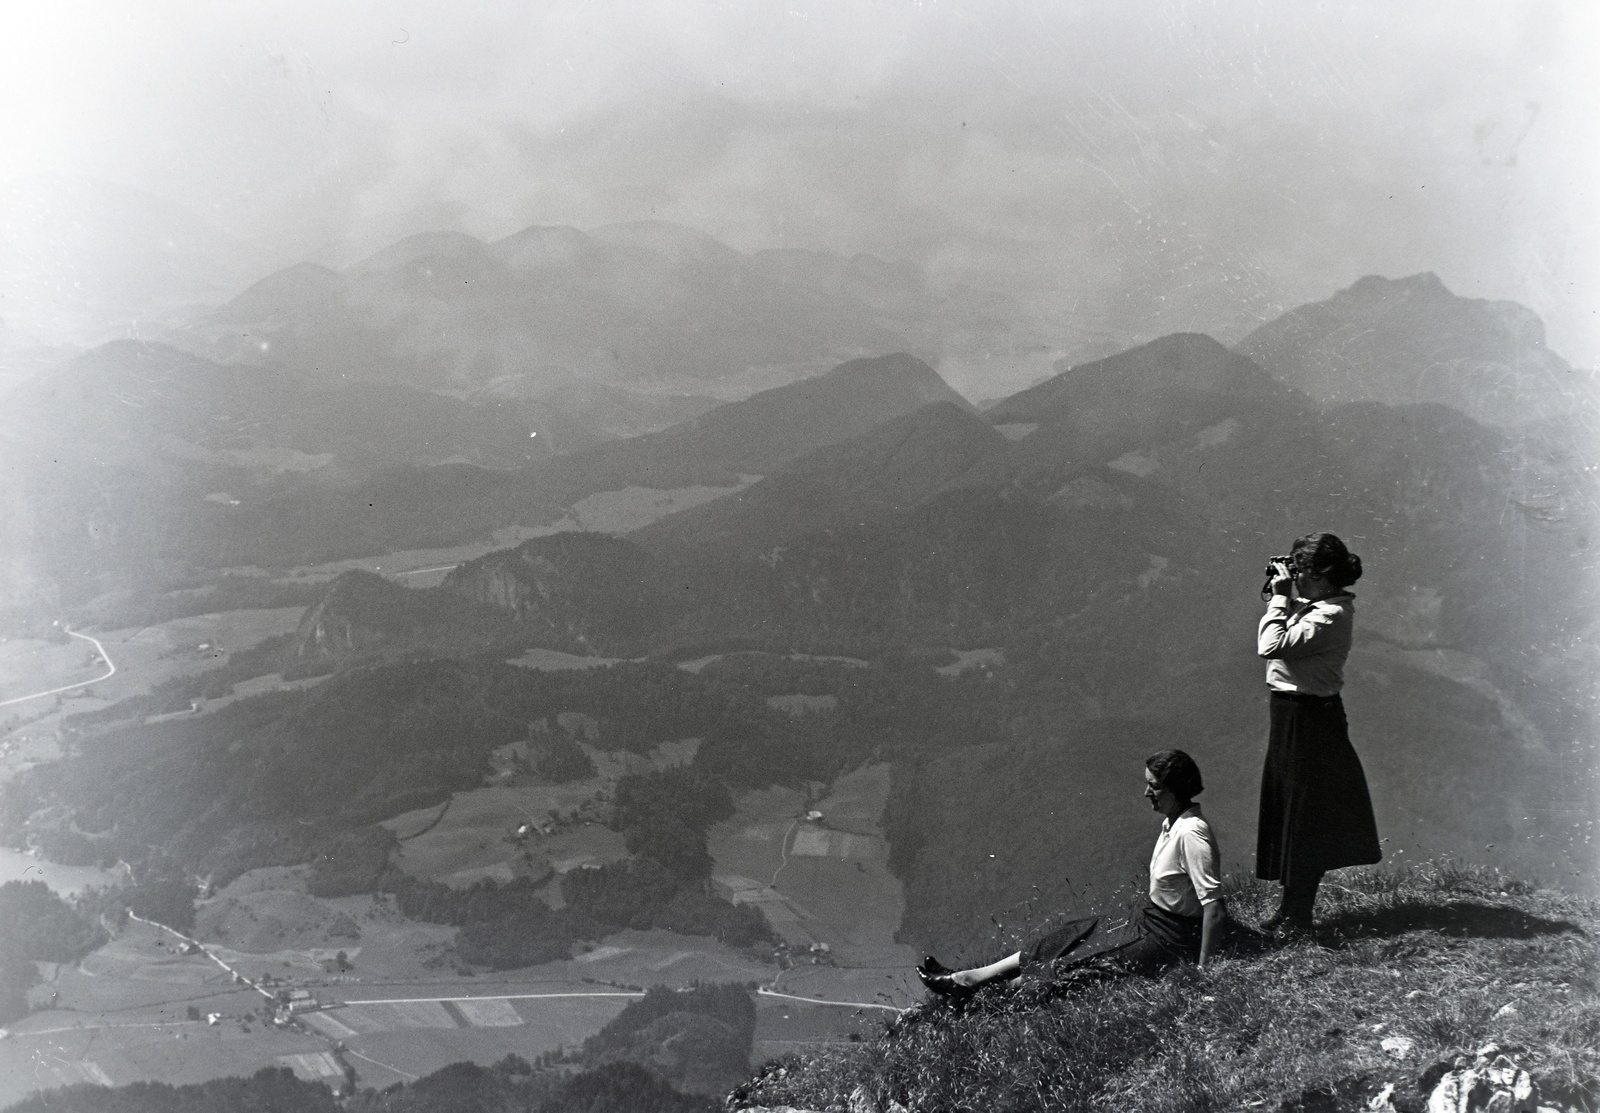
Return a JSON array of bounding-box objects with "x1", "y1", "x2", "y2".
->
[{"x1": 1267, "y1": 561, "x2": 1294, "y2": 596}]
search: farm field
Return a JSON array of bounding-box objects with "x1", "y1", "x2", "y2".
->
[
  {"x1": 0, "y1": 878, "x2": 797, "y2": 1104},
  {"x1": 0, "y1": 916, "x2": 323, "y2": 1108},
  {"x1": 220, "y1": 478, "x2": 754, "y2": 589},
  {"x1": 0, "y1": 608, "x2": 307, "y2": 771},
  {"x1": 0, "y1": 588, "x2": 930, "y2": 1102},
  {"x1": 382, "y1": 739, "x2": 696, "y2": 887},
  {"x1": 708, "y1": 764, "x2": 922, "y2": 1010}
]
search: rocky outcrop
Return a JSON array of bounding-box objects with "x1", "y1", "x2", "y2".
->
[
  {"x1": 441, "y1": 532, "x2": 677, "y2": 654},
  {"x1": 1419, "y1": 1046, "x2": 1545, "y2": 1113},
  {"x1": 291, "y1": 569, "x2": 520, "y2": 662}
]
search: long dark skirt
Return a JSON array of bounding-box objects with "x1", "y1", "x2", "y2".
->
[
  {"x1": 1022, "y1": 903, "x2": 1203, "y2": 977},
  {"x1": 1256, "y1": 691, "x2": 1382, "y2": 886}
]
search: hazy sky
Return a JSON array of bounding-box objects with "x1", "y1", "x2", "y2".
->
[{"x1": 3, "y1": 0, "x2": 1597, "y2": 363}]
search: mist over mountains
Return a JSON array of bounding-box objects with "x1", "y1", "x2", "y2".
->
[
  {"x1": 2, "y1": 216, "x2": 1595, "y2": 994},
  {"x1": 164, "y1": 219, "x2": 945, "y2": 399}
]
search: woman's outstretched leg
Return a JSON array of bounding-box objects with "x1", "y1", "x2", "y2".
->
[{"x1": 918, "y1": 951, "x2": 1021, "y2": 995}]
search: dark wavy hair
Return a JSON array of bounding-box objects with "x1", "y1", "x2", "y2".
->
[
  {"x1": 1146, "y1": 749, "x2": 1203, "y2": 802},
  {"x1": 1290, "y1": 531, "x2": 1363, "y2": 589}
]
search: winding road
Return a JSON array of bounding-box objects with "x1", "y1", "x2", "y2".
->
[{"x1": 0, "y1": 628, "x2": 116, "y2": 709}]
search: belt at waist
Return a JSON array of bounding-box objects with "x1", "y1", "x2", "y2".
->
[{"x1": 1269, "y1": 690, "x2": 1342, "y2": 704}]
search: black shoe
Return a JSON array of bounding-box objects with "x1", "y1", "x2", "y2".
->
[
  {"x1": 917, "y1": 970, "x2": 975, "y2": 998},
  {"x1": 916, "y1": 957, "x2": 975, "y2": 999},
  {"x1": 1270, "y1": 918, "x2": 1314, "y2": 943}
]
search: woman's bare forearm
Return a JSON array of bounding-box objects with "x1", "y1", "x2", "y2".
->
[{"x1": 1199, "y1": 900, "x2": 1226, "y2": 967}]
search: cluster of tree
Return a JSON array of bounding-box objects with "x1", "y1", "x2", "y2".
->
[
  {"x1": 530, "y1": 728, "x2": 598, "y2": 783},
  {"x1": 1, "y1": 1067, "x2": 346, "y2": 1113},
  {"x1": 353, "y1": 1057, "x2": 717, "y2": 1113},
  {"x1": 0, "y1": 1056, "x2": 719, "y2": 1113},
  {"x1": 27, "y1": 825, "x2": 118, "y2": 868},
  {"x1": 612, "y1": 766, "x2": 733, "y2": 878},
  {"x1": 0, "y1": 881, "x2": 106, "y2": 1023},
  {"x1": 576, "y1": 982, "x2": 757, "y2": 1096},
  {"x1": 121, "y1": 878, "x2": 200, "y2": 933},
  {"x1": 688, "y1": 655, "x2": 1007, "y2": 790},
  {"x1": 383, "y1": 874, "x2": 590, "y2": 970},
  {"x1": 306, "y1": 825, "x2": 399, "y2": 898},
  {"x1": 562, "y1": 859, "x2": 771, "y2": 949},
  {"x1": 376, "y1": 755, "x2": 773, "y2": 963}
]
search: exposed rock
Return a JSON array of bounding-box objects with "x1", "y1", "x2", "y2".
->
[
  {"x1": 1426, "y1": 1050, "x2": 1539, "y2": 1113},
  {"x1": 1382, "y1": 1035, "x2": 1416, "y2": 1061}
]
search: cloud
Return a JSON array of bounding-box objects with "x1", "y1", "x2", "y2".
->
[{"x1": 3, "y1": 0, "x2": 1596, "y2": 364}]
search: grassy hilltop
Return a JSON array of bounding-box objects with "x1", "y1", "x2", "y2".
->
[{"x1": 732, "y1": 863, "x2": 1599, "y2": 1113}]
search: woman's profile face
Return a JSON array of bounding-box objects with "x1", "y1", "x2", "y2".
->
[{"x1": 1143, "y1": 768, "x2": 1173, "y2": 812}]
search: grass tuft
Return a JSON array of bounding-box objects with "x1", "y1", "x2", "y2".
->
[{"x1": 732, "y1": 863, "x2": 1599, "y2": 1113}]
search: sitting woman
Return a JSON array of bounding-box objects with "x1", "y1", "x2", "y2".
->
[{"x1": 918, "y1": 750, "x2": 1227, "y2": 996}]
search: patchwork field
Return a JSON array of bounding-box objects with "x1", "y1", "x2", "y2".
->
[
  {"x1": 383, "y1": 739, "x2": 696, "y2": 888},
  {"x1": 0, "y1": 916, "x2": 324, "y2": 1108},
  {"x1": 0, "y1": 578, "x2": 933, "y2": 1102},
  {"x1": 708, "y1": 764, "x2": 922, "y2": 1010}
]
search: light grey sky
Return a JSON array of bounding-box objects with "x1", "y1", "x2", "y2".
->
[{"x1": 3, "y1": 0, "x2": 1597, "y2": 365}]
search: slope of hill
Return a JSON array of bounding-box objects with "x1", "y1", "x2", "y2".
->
[
  {"x1": 614, "y1": 328, "x2": 1598, "y2": 941},
  {"x1": 632, "y1": 400, "x2": 1008, "y2": 565},
  {"x1": 0, "y1": 340, "x2": 558, "y2": 606},
  {"x1": 0, "y1": 348, "x2": 960, "y2": 609},
  {"x1": 540, "y1": 352, "x2": 968, "y2": 492},
  {"x1": 1236, "y1": 273, "x2": 1597, "y2": 426},
  {"x1": 214, "y1": 351, "x2": 962, "y2": 573},
  {"x1": 732, "y1": 865, "x2": 1599, "y2": 1113},
  {"x1": 978, "y1": 331, "x2": 1301, "y2": 474},
  {"x1": 3, "y1": 340, "x2": 541, "y2": 473}
]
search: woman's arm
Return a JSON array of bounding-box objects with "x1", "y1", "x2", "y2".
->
[
  {"x1": 1257, "y1": 598, "x2": 1350, "y2": 660},
  {"x1": 1199, "y1": 900, "x2": 1227, "y2": 968}
]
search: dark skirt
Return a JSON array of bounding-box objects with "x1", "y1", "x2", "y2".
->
[
  {"x1": 1255, "y1": 691, "x2": 1382, "y2": 885},
  {"x1": 1022, "y1": 902, "x2": 1203, "y2": 976}
]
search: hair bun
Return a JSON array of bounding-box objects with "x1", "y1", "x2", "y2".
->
[{"x1": 1343, "y1": 552, "x2": 1363, "y2": 585}]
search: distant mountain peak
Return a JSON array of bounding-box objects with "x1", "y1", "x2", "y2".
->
[
  {"x1": 212, "y1": 261, "x2": 348, "y2": 322},
  {"x1": 489, "y1": 224, "x2": 593, "y2": 271},
  {"x1": 986, "y1": 331, "x2": 1278, "y2": 426},
  {"x1": 1237, "y1": 273, "x2": 1587, "y2": 425},
  {"x1": 586, "y1": 220, "x2": 744, "y2": 267},
  {"x1": 346, "y1": 229, "x2": 491, "y2": 275}
]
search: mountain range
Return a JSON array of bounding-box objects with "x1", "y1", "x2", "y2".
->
[
  {"x1": 5, "y1": 251, "x2": 1596, "y2": 955},
  {"x1": 164, "y1": 220, "x2": 931, "y2": 398},
  {"x1": 258, "y1": 299, "x2": 1596, "y2": 948}
]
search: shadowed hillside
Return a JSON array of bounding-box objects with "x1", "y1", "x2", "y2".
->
[
  {"x1": 0, "y1": 349, "x2": 962, "y2": 607},
  {"x1": 633, "y1": 400, "x2": 1008, "y2": 565}
]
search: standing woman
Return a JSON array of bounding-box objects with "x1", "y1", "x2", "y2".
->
[{"x1": 1256, "y1": 532, "x2": 1382, "y2": 936}]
